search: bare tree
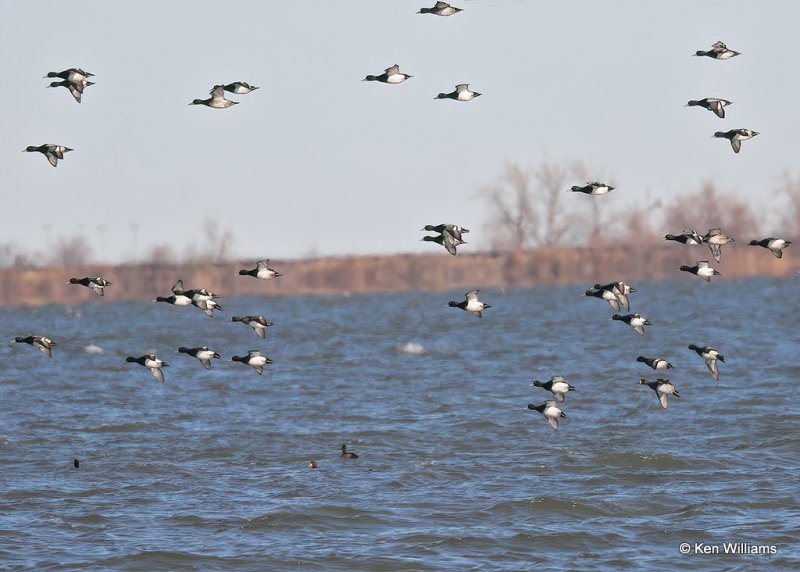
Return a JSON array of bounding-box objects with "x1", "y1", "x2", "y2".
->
[
  {"x1": 203, "y1": 219, "x2": 235, "y2": 264},
  {"x1": 779, "y1": 171, "x2": 800, "y2": 237},
  {"x1": 481, "y1": 160, "x2": 579, "y2": 251},
  {"x1": 661, "y1": 181, "x2": 761, "y2": 239},
  {"x1": 50, "y1": 234, "x2": 94, "y2": 267}
]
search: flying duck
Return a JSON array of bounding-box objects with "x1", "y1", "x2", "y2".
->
[
  {"x1": 593, "y1": 281, "x2": 635, "y2": 311},
  {"x1": 239, "y1": 259, "x2": 282, "y2": 280},
  {"x1": 664, "y1": 230, "x2": 703, "y2": 245},
  {"x1": 231, "y1": 350, "x2": 272, "y2": 375},
  {"x1": 749, "y1": 237, "x2": 792, "y2": 258},
  {"x1": 341, "y1": 443, "x2": 359, "y2": 458},
  {"x1": 231, "y1": 315, "x2": 274, "y2": 339},
  {"x1": 190, "y1": 85, "x2": 239, "y2": 108},
  {"x1": 686, "y1": 98, "x2": 732, "y2": 119},
  {"x1": 24, "y1": 144, "x2": 73, "y2": 167},
  {"x1": 177, "y1": 346, "x2": 221, "y2": 370},
  {"x1": 636, "y1": 356, "x2": 674, "y2": 370},
  {"x1": 45, "y1": 68, "x2": 94, "y2": 82},
  {"x1": 221, "y1": 82, "x2": 259, "y2": 94},
  {"x1": 569, "y1": 182, "x2": 614, "y2": 195},
  {"x1": 14, "y1": 335, "x2": 56, "y2": 357},
  {"x1": 448, "y1": 289, "x2": 490, "y2": 318},
  {"x1": 68, "y1": 276, "x2": 112, "y2": 296},
  {"x1": 530, "y1": 375, "x2": 575, "y2": 403},
  {"x1": 527, "y1": 401, "x2": 566, "y2": 432},
  {"x1": 639, "y1": 378, "x2": 680, "y2": 409},
  {"x1": 702, "y1": 228, "x2": 734, "y2": 262},
  {"x1": 611, "y1": 313, "x2": 651, "y2": 336},
  {"x1": 421, "y1": 224, "x2": 469, "y2": 243},
  {"x1": 714, "y1": 128, "x2": 758, "y2": 153},
  {"x1": 47, "y1": 79, "x2": 94, "y2": 103},
  {"x1": 126, "y1": 354, "x2": 168, "y2": 383},
  {"x1": 688, "y1": 344, "x2": 724, "y2": 380},
  {"x1": 418, "y1": 2, "x2": 462, "y2": 15},
  {"x1": 436, "y1": 84, "x2": 481, "y2": 101},
  {"x1": 680, "y1": 260, "x2": 721, "y2": 282},
  {"x1": 585, "y1": 288, "x2": 621, "y2": 311},
  {"x1": 421, "y1": 228, "x2": 464, "y2": 255},
  {"x1": 694, "y1": 41, "x2": 740, "y2": 60},
  {"x1": 363, "y1": 65, "x2": 412, "y2": 84}
]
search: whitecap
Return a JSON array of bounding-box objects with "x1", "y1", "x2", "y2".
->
[
  {"x1": 397, "y1": 342, "x2": 425, "y2": 355},
  {"x1": 84, "y1": 344, "x2": 104, "y2": 355}
]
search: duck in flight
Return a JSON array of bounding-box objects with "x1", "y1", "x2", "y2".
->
[
  {"x1": 68, "y1": 276, "x2": 112, "y2": 296},
  {"x1": 436, "y1": 84, "x2": 481, "y2": 101},
  {"x1": 190, "y1": 85, "x2": 239, "y2": 108},
  {"x1": 686, "y1": 98, "x2": 732, "y2": 119},
  {"x1": 14, "y1": 335, "x2": 57, "y2": 357},
  {"x1": 448, "y1": 289, "x2": 491, "y2": 318},
  {"x1": 126, "y1": 354, "x2": 168, "y2": 383},
  {"x1": 24, "y1": 144, "x2": 73, "y2": 167},
  {"x1": 694, "y1": 41, "x2": 740, "y2": 60},
  {"x1": 363, "y1": 65, "x2": 412, "y2": 84},
  {"x1": 418, "y1": 2, "x2": 462, "y2": 16}
]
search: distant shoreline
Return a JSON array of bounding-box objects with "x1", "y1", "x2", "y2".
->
[{"x1": 0, "y1": 245, "x2": 794, "y2": 307}]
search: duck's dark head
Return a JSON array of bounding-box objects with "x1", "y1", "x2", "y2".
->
[
  {"x1": 636, "y1": 356, "x2": 647, "y2": 363},
  {"x1": 713, "y1": 131, "x2": 726, "y2": 138},
  {"x1": 687, "y1": 344, "x2": 700, "y2": 351},
  {"x1": 749, "y1": 240, "x2": 760, "y2": 246},
  {"x1": 237, "y1": 269, "x2": 249, "y2": 275},
  {"x1": 125, "y1": 356, "x2": 137, "y2": 362},
  {"x1": 448, "y1": 301, "x2": 459, "y2": 307},
  {"x1": 68, "y1": 278, "x2": 80, "y2": 284},
  {"x1": 47, "y1": 81, "x2": 66, "y2": 88},
  {"x1": 435, "y1": 93, "x2": 448, "y2": 99},
  {"x1": 44, "y1": 71, "x2": 59, "y2": 78},
  {"x1": 23, "y1": 146, "x2": 39, "y2": 152},
  {"x1": 531, "y1": 380, "x2": 543, "y2": 388},
  {"x1": 694, "y1": 50, "x2": 708, "y2": 57},
  {"x1": 679, "y1": 265, "x2": 691, "y2": 271},
  {"x1": 155, "y1": 296, "x2": 170, "y2": 302},
  {"x1": 363, "y1": 75, "x2": 377, "y2": 81},
  {"x1": 421, "y1": 235, "x2": 439, "y2": 243},
  {"x1": 421, "y1": 225, "x2": 436, "y2": 231},
  {"x1": 611, "y1": 314, "x2": 623, "y2": 321},
  {"x1": 231, "y1": 355, "x2": 244, "y2": 362},
  {"x1": 14, "y1": 337, "x2": 24, "y2": 343},
  {"x1": 189, "y1": 99, "x2": 205, "y2": 105},
  {"x1": 178, "y1": 347, "x2": 190, "y2": 354},
  {"x1": 686, "y1": 100, "x2": 699, "y2": 107},
  {"x1": 584, "y1": 290, "x2": 596, "y2": 297},
  {"x1": 638, "y1": 378, "x2": 650, "y2": 385}
]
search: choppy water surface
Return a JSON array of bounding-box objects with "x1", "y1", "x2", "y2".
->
[{"x1": 1, "y1": 277, "x2": 799, "y2": 570}]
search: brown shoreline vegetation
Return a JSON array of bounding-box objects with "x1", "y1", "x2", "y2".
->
[{"x1": 0, "y1": 244, "x2": 793, "y2": 308}]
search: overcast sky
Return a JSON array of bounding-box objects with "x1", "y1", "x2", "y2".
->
[{"x1": 1, "y1": 1, "x2": 797, "y2": 263}]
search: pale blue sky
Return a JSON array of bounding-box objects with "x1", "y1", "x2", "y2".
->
[{"x1": 1, "y1": 1, "x2": 797, "y2": 262}]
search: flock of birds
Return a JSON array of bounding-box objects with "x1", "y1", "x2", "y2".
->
[{"x1": 10, "y1": 13, "x2": 796, "y2": 455}]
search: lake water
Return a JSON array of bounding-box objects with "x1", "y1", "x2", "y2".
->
[{"x1": 1, "y1": 277, "x2": 798, "y2": 570}]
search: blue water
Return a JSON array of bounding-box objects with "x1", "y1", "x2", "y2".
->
[{"x1": 1, "y1": 277, "x2": 798, "y2": 569}]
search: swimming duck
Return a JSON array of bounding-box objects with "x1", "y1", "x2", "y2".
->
[
  {"x1": 221, "y1": 82, "x2": 259, "y2": 94},
  {"x1": 611, "y1": 313, "x2": 651, "y2": 336},
  {"x1": 749, "y1": 237, "x2": 792, "y2": 258},
  {"x1": 569, "y1": 182, "x2": 614, "y2": 195},
  {"x1": 341, "y1": 443, "x2": 359, "y2": 458},
  {"x1": 231, "y1": 315, "x2": 274, "y2": 339},
  {"x1": 448, "y1": 289, "x2": 490, "y2": 318},
  {"x1": 308, "y1": 460, "x2": 318, "y2": 469},
  {"x1": 239, "y1": 259, "x2": 282, "y2": 280},
  {"x1": 24, "y1": 144, "x2": 73, "y2": 167},
  {"x1": 67, "y1": 276, "x2": 112, "y2": 296},
  {"x1": 680, "y1": 260, "x2": 721, "y2": 282},
  {"x1": 530, "y1": 375, "x2": 575, "y2": 403},
  {"x1": 436, "y1": 84, "x2": 481, "y2": 101},
  {"x1": 527, "y1": 401, "x2": 566, "y2": 432},
  {"x1": 14, "y1": 335, "x2": 56, "y2": 357},
  {"x1": 639, "y1": 378, "x2": 680, "y2": 409},
  {"x1": 664, "y1": 230, "x2": 703, "y2": 245},
  {"x1": 126, "y1": 354, "x2": 168, "y2": 383},
  {"x1": 713, "y1": 128, "x2": 758, "y2": 153},
  {"x1": 421, "y1": 228, "x2": 464, "y2": 255},
  {"x1": 177, "y1": 346, "x2": 221, "y2": 370},
  {"x1": 190, "y1": 85, "x2": 238, "y2": 108},
  {"x1": 688, "y1": 344, "x2": 724, "y2": 380},
  {"x1": 686, "y1": 98, "x2": 732, "y2": 119},
  {"x1": 45, "y1": 68, "x2": 94, "y2": 82},
  {"x1": 636, "y1": 356, "x2": 674, "y2": 370},
  {"x1": 231, "y1": 350, "x2": 272, "y2": 375},
  {"x1": 363, "y1": 65, "x2": 412, "y2": 84},
  {"x1": 418, "y1": 2, "x2": 462, "y2": 16},
  {"x1": 701, "y1": 228, "x2": 734, "y2": 262},
  {"x1": 585, "y1": 288, "x2": 621, "y2": 311},
  {"x1": 47, "y1": 79, "x2": 94, "y2": 103},
  {"x1": 694, "y1": 41, "x2": 740, "y2": 60}
]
